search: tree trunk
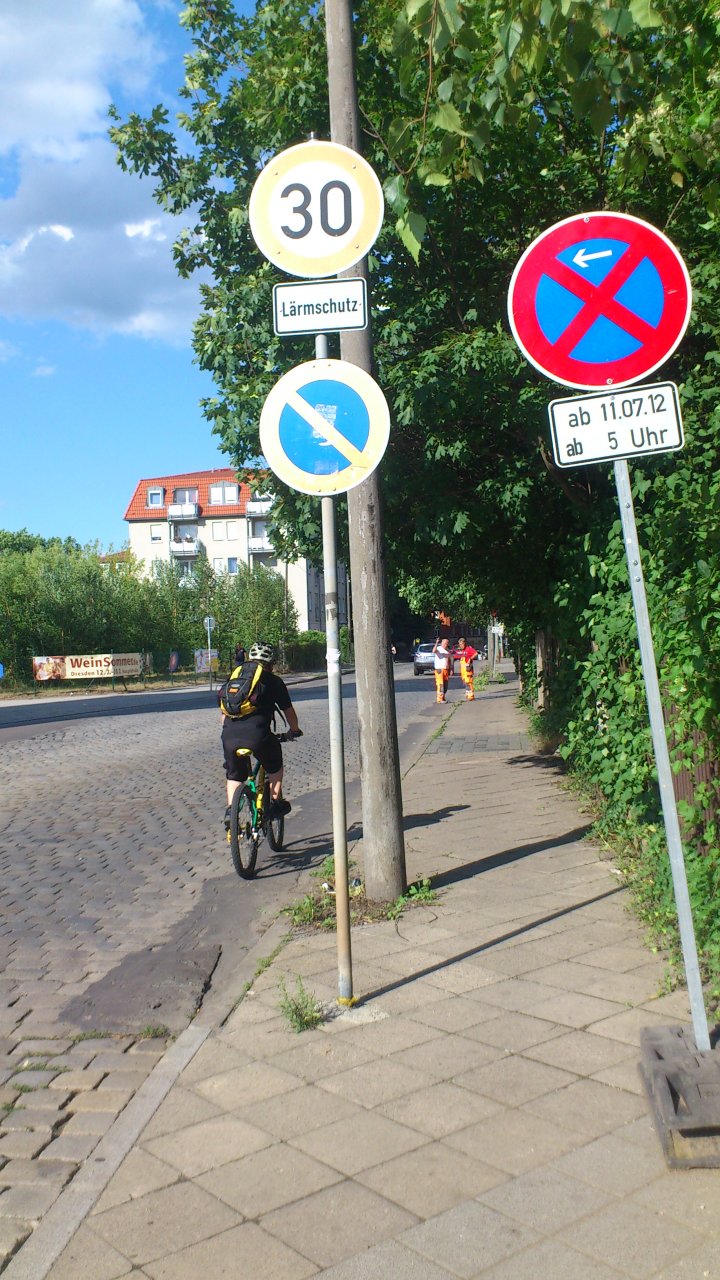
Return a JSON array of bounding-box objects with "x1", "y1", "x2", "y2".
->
[{"x1": 324, "y1": 0, "x2": 407, "y2": 900}]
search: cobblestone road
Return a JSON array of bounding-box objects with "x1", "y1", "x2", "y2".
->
[{"x1": 0, "y1": 667, "x2": 440, "y2": 1266}]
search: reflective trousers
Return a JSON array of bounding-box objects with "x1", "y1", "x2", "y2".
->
[
  {"x1": 460, "y1": 658, "x2": 475, "y2": 701},
  {"x1": 434, "y1": 668, "x2": 449, "y2": 702}
]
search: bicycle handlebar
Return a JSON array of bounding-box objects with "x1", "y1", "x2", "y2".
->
[{"x1": 277, "y1": 730, "x2": 302, "y2": 742}]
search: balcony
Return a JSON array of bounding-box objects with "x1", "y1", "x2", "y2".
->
[
  {"x1": 168, "y1": 502, "x2": 198, "y2": 519},
  {"x1": 170, "y1": 539, "x2": 199, "y2": 557},
  {"x1": 246, "y1": 499, "x2": 273, "y2": 517},
  {"x1": 248, "y1": 535, "x2": 274, "y2": 553}
]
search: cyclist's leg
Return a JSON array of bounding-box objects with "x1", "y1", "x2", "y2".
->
[
  {"x1": 222, "y1": 723, "x2": 252, "y2": 823},
  {"x1": 255, "y1": 734, "x2": 290, "y2": 815}
]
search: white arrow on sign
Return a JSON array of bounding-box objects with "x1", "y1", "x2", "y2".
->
[{"x1": 572, "y1": 247, "x2": 613, "y2": 269}]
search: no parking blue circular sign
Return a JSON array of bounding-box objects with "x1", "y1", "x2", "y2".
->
[
  {"x1": 260, "y1": 359, "x2": 390, "y2": 495},
  {"x1": 508, "y1": 212, "x2": 692, "y2": 390}
]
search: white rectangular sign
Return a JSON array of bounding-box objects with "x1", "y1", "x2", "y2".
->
[
  {"x1": 33, "y1": 653, "x2": 144, "y2": 681},
  {"x1": 273, "y1": 278, "x2": 367, "y2": 336},
  {"x1": 549, "y1": 382, "x2": 684, "y2": 468}
]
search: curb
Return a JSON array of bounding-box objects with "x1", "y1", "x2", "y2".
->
[{"x1": 2, "y1": 918, "x2": 291, "y2": 1280}]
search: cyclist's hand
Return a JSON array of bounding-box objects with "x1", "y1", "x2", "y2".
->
[{"x1": 289, "y1": 728, "x2": 303, "y2": 740}]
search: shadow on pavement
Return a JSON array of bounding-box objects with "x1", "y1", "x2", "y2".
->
[
  {"x1": 257, "y1": 822, "x2": 364, "y2": 880},
  {"x1": 359, "y1": 884, "x2": 625, "y2": 1006},
  {"x1": 403, "y1": 804, "x2": 472, "y2": 831},
  {"x1": 508, "y1": 752, "x2": 567, "y2": 772},
  {"x1": 431, "y1": 824, "x2": 593, "y2": 888}
]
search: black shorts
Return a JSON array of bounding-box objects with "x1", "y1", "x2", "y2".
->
[{"x1": 222, "y1": 721, "x2": 283, "y2": 782}]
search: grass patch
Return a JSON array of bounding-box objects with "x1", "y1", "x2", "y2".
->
[
  {"x1": 282, "y1": 876, "x2": 438, "y2": 932},
  {"x1": 278, "y1": 976, "x2": 324, "y2": 1033},
  {"x1": 385, "y1": 878, "x2": 437, "y2": 921},
  {"x1": 255, "y1": 940, "x2": 287, "y2": 977},
  {"x1": 138, "y1": 1026, "x2": 171, "y2": 1040}
]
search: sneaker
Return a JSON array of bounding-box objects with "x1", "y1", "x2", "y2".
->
[{"x1": 270, "y1": 798, "x2": 292, "y2": 818}]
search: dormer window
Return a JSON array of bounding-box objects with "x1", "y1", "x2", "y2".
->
[
  {"x1": 147, "y1": 487, "x2": 164, "y2": 508},
  {"x1": 209, "y1": 482, "x2": 238, "y2": 505}
]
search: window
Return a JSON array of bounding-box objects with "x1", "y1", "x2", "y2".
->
[
  {"x1": 150, "y1": 525, "x2": 163, "y2": 543},
  {"x1": 147, "y1": 487, "x2": 164, "y2": 507},
  {"x1": 171, "y1": 524, "x2": 198, "y2": 546},
  {"x1": 226, "y1": 521, "x2": 238, "y2": 541},
  {"x1": 213, "y1": 557, "x2": 225, "y2": 573},
  {"x1": 209, "y1": 482, "x2": 239, "y2": 505},
  {"x1": 173, "y1": 487, "x2": 198, "y2": 504},
  {"x1": 212, "y1": 521, "x2": 225, "y2": 541},
  {"x1": 227, "y1": 557, "x2": 238, "y2": 575}
]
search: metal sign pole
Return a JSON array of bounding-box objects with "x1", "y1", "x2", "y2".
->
[
  {"x1": 206, "y1": 619, "x2": 212, "y2": 691},
  {"x1": 316, "y1": 332, "x2": 353, "y2": 1004},
  {"x1": 614, "y1": 459, "x2": 710, "y2": 1052}
]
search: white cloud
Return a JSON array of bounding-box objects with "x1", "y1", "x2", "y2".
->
[
  {"x1": 0, "y1": 2, "x2": 206, "y2": 346},
  {"x1": 0, "y1": 1, "x2": 156, "y2": 162},
  {"x1": 32, "y1": 364, "x2": 56, "y2": 377},
  {"x1": 125, "y1": 218, "x2": 167, "y2": 241}
]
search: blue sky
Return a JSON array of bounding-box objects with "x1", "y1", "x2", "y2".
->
[{"x1": 0, "y1": 0, "x2": 254, "y2": 550}]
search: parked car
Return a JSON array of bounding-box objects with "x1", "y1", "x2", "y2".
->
[{"x1": 413, "y1": 642, "x2": 436, "y2": 676}]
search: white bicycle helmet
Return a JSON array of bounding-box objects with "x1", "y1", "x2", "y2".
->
[{"x1": 249, "y1": 640, "x2": 275, "y2": 664}]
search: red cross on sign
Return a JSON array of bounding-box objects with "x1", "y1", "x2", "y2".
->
[{"x1": 508, "y1": 212, "x2": 692, "y2": 390}]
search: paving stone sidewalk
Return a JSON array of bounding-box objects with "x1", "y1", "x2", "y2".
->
[{"x1": 12, "y1": 666, "x2": 720, "y2": 1280}]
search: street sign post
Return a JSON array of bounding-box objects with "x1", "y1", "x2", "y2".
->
[
  {"x1": 549, "y1": 381, "x2": 683, "y2": 468},
  {"x1": 273, "y1": 278, "x2": 367, "y2": 336},
  {"x1": 204, "y1": 616, "x2": 216, "y2": 690},
  {"x1": 249, "y1": 139, "x2": 384, "y2": 279},
  {"x1": 508, "y1": 211, "x2": 692, "y2": 390},
  {"x1": 259, "y1": 358, "x2": 390, "y2": 497},
  {"x1": 260, "y1": 353, "x2": 390, "y2": 1005},
  {"x1": 508, "y1": 214, "x2": 710, "y2": 1053},
  {"x1": 252, "y1": 137, "x2": 391, "y2": 1005}
]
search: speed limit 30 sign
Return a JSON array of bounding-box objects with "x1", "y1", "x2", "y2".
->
[{"x1": 249, "y1": 139, "x2": 384, "y2": 279}]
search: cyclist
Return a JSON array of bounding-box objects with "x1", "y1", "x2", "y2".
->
[{"x1": 221, "y1": 641, "x2": 302, "y2": 831}]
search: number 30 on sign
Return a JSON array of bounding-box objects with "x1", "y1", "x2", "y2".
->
[{"x1": 249, "y1": 140, "x2": 384, "y2": 279}]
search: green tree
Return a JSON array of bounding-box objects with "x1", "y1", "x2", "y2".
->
[{"x1": 108, "y1": 0, "x2": 720, "y2": 984}]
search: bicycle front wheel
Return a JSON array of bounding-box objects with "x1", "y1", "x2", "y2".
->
[{"x1": 229, "y1": 786, "x2": 259, "y2": 878}]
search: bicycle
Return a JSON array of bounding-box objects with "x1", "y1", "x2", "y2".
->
[{"x1": 227, "y1": 731, "x2": 299, "y2": 879}]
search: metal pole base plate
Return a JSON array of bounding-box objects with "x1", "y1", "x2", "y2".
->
[{"x1": 640, "y1": 1024, "x2": 720, "y2": 1168}]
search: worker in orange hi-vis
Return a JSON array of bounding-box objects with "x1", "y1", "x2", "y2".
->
[
  {"x1": 454, "y1": 637, "x2": 479, "y2": 701},
  {"x1": 432, "y1": 637, "x2": 453, "y2": 703}
]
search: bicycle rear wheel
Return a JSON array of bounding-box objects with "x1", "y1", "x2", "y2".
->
[
  {"x1": 229, "y1": 786, "x2": 259, "y2": 878},
  {"x1": 267, "y1": 812, "x2": 285, "y2": 852},
  {"x1": 263, "y1": 782, "x2": 285, "y2": 852}
]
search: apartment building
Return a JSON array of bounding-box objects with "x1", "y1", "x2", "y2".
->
[{"x1": 124, "y1": 468, "x2": 346, "y2": 633}]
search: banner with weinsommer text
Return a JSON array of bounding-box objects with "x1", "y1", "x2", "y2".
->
[{"x1": 33, "y1": 653, "x2": 143, "y2": 681}]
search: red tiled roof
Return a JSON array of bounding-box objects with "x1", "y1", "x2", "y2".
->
[{"x1": 124, "y1": 469, "x2": 254, "y2": 522}]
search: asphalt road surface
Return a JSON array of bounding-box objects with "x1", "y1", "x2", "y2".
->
[{"x1": 0, "y1": 666, "x2": 442, "y2": 1039}]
